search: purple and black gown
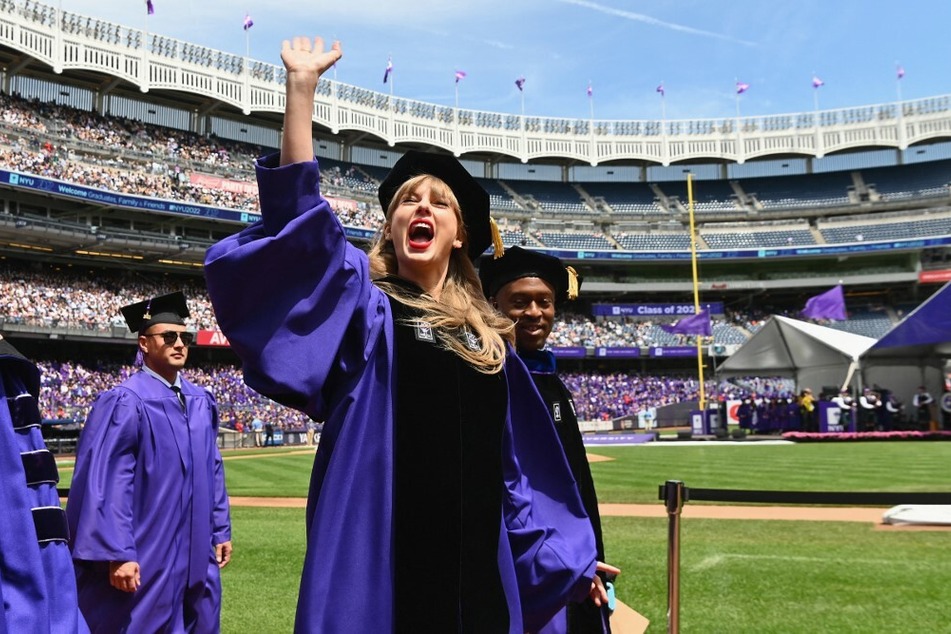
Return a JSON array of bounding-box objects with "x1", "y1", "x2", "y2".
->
[
  {"x1": 0, "y1": 336, "x2": 88, "y2": 633},
  {"x1": 519, "y1": 349, "x2": 610, "y2": 634},
  {"x1": 66, "y1": 371, "x2": 231, "y2": 633},
  {"x1": 204, "y1": 154, "x2": 597, "y2": 634}
]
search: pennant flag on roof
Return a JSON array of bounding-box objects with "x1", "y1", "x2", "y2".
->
[
  {"x1": 586, "y1": 82, "x2": 593, "y2": 97},
  {"x1": 896, "y1": 64, "x2": 905, "y2": 80},
  {"x1": 801, "y1": 285, "x2": 847, "y2": 321},
  {"x1": 659, "y1": 309, "x2": 712, "y2": 336},
  {"x1": 384, "y1": 57, "x2": 393, "y2": 83},
  {"x1": 146, "y1": 0, "x2": 154, "y2": 15},
  {"x1": 812, "y1": 75, "x2": 824, "y2": 89},
  {"x1": 454, "y1": 70, "x2": 467, "y2": 83},
  {"x1": 515, "y1": 76, "x2": 525, "y2": 91},
  {"x1": 656, "y1": 82, "x2": 665, "y2": 97},
  {"x1": 243, "y1": 14, "x2": 254, "y2": 30},
  {"x1": 736, "y1": 81, "x2": 750, "y2": 94}
]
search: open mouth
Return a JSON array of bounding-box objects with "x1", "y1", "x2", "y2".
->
[{"x1": 407, "y1": 220, "x2": 434, "y2": 249}]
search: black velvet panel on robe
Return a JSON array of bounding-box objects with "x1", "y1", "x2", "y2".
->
[
  {"x1": 528, "y1": 370, "x2": 611, "y2": 634},
  {"x1": 387, "y1": 279, "x2": 509, "y2": 633}
]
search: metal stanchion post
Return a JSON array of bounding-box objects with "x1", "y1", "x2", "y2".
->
[{"x1": 664, "y1": 480, "x2": 686, "y2": 634}]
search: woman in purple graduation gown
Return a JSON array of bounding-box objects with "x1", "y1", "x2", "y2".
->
[{"x1": 205, "y1": 36, "x2": 614, "y2": 634}]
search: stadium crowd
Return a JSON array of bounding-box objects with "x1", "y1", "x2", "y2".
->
[
  {"x1": 37, "y1": 359, "x2": 315, "y2": 433},
  {"x1": 0, "y1": 92, "x2": 380, "y2": 227},
  {"x1": 1, "y1": 260, "x2": 753, "y2": 346},
  {"x1": 36, "y1": 358, "x2": 742, "y2": 428}
]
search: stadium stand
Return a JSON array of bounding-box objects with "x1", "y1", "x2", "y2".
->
[
  {"x1": 701, "y1": 224, "x2": 817, "y2": 249},
  {"x1": 579, "y1": 181, "x2": 664, "y2": 215},
  {"x1": 863, "y1": 160, "x2": 951, "y2": 201},
  {"x1": 818, "y1": 213, "x2": 951, "y2": 244},
  {"x1": 506, "y1": 180, "x2": 593, "y2": 214},
  {"x1": 738, "y1": 171, "x2": 854, "y2": 210}
]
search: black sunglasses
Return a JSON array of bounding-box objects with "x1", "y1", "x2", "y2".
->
[{"x1": 145, "y1": 331, "x2": 195, "y2": 346}]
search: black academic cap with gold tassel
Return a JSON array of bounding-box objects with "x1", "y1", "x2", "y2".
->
[{"x1": 478, "y1": 246, "x2": 582, "y2": 302}]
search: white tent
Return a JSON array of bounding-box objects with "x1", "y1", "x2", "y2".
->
[{"x1": 716, "y1": 315, "x2": 876, "y2": 392}]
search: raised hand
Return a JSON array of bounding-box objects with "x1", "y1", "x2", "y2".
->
[
  {"x1": 280, "y1": 36, "x2": 344, "y2": 165},
  {"x1": 281, "y1": 36, "x2": 342, "y2": 84}
]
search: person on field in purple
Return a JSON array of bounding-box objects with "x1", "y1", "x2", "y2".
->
[{"x1": 67, "y1": 291, "x2": 232, "y2": 633}]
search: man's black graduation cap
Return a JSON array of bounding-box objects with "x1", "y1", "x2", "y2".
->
[
  {"x1": 120, "y1": 291, "x2": 190, "y2": 334},
  {"x1": 479, "y1": 246, "x2": 581, "y2": 302},
  {"x1": 378, "y1": 150, "x2": 496, "y2": 260}
]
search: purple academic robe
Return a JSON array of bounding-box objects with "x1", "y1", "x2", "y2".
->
[
  {"x1": 66, "y1": 371, "x2": 231, "y2": 634},
  {"x1": 0, "y1": 337, "x2": 88, "y2": 633},
  {"x1": 204, "y1": 155, "x2": 597, "y2": 633}
]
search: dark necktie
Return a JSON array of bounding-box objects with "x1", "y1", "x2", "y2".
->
[{"x1": 171, "y1": 385, "x2": 186, "y2": 412}]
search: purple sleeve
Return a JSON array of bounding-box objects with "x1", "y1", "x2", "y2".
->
[
  {"x1": 209, "y1": 396, "x2": 231, "y2": 544},
  {"x1": 204, "y1": 154, "x2": 386, "y2": 421},
  {"x1": 67, "y1": 390, "x2": 139, "y2": 563},
  {"x1": 502, "y1": 356, "x2": 598, "y2": 631}
]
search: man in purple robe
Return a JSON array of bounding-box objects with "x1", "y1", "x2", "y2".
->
[
  {"x1": 66, "y1": 292, "x2": 232, "y2": 633},
  {"x1": 0, "y1": 333, "x2": 88, "y2": 633},
  {"x1": 480, "y1": 247, "x2": 615, "y2": 634}
]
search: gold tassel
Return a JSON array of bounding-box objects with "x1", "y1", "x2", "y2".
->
[
  {"x1": 566, "y1": 266, "x2": 579, "y2": 300},
  {"x1": 490, "y1": 217, "x2": 505, "y2": 259}
]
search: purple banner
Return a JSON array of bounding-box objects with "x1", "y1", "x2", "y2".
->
[
  {"x1": 593, "y1": 302, "x2": 724, "y2": 317},
  {"x1": 649, "y1": 346, "x2": 699, "y2": 358},
  {"x1": 594, "y1": 347, "x2": 641, "y2": 358},
  {"x1": 551, "y1": 347, "x2": 588, "y2": 359}
]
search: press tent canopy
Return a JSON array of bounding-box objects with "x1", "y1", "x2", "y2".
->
[
  {"x1": 861, "y1": 282, "x2": 951, "y2": 404},
  {"x1": 716, "y1": 315, "x2": 876, "y2": 392}
]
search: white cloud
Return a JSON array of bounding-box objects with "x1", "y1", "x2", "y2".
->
[{"x1": 555, "y1": 0, "x2": 757, "y2": 47}]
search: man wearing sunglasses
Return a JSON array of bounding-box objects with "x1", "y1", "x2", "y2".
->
[{"x1": 67, "y1": 291, "x2": 232, "y2": 633}]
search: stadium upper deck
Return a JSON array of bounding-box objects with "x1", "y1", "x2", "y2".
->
[{"x1": 2, "y1": 0, "x2": 951, "y2": 168}]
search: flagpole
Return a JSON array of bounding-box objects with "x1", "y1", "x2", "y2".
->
[
  {"x1": 660, "y1": 84, "x2": 668, "y2": 165},
  {"x1": 661, "y1": 85, "x2": 667, "y2": 123},
  {"x1": 813, "y1": 78, "x2": 823, "y2": 158},
  {"x1": 588, "y1": 83, "x2": 594, "y2": 121},
  {"x1": 895, "y1": 64, "x2": 906, "y2": 150},
  {"x1": 687, "y1": 173, "x2": 707, "y2": 411},
  {"x1": 895, "y1": 63, "x2": 903, "y2": 102}
]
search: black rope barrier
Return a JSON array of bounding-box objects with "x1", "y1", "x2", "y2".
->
[
  {"x1": 656, "y1": 481, "x2": 951, "y2": 634},
  {"x1": 658, "y1": 486, "x2": 951, "y2": 506}
]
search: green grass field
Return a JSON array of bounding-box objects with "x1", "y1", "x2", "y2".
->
[{"x1": 63, "y1": 442, "x2": 951, "y2": 632}]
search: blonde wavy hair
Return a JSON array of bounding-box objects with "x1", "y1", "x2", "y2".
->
[{"x1": 367, "y1": 174, "x2": 514, "y2": 374}]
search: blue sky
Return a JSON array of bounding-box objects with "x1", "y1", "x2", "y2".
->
[{"x1": 65, "y1": 0, "x2": 951, "y2": 122}]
